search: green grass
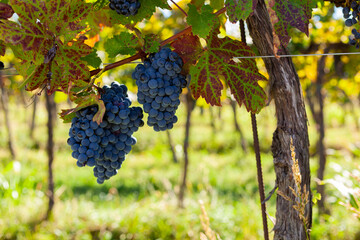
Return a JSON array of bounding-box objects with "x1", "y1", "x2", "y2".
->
[{"x1": 0, "y1": 97, "x2": 359, "y2": 239}]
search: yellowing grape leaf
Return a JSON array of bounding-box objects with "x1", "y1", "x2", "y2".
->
[
  {"x1": 210, "y1": 0, "x2": 224, "y2": 10},
  {"x1": 189, "y1": 30, "x2": 267, "y2": 113}
]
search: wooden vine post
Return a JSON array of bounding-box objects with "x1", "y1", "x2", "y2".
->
[{"x1": 247, "y1": 0, "x2": 312, "y2": 239}]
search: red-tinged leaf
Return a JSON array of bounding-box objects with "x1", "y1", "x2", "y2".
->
[
  {"x1": 268, "y1": 0, "x2": 314, "y2": 48},
  {"x1": 189, "y1": 30, "x2": 267, "y2": 112},
  {"x1": 0, "y1": 40, "x2": 5, "y2": 56},
  {"x1": 0, "y1": 3, "x2": 14, "y2": 19},
  {"x1": 0, "y1": 0, "x2": 91, "y2": 63},
  {"x1": 0, "y1": 18, "x2": 52, "y2": 62},
  {"x1": 60, "y1": 94, "x2": 105, "y2": 124},
  {"x1": 49, "y1": 39, "x2": 92, "y2": 93},
  {"x1": 210, "y1": 30, "x2": 256, "y2": 63},
  {"x1": 224, "y1": 60, "x2": 267, "y2": 113},
  {"x1": 226, "y1": 0, "x2": 257, "y2": 23},
  {"x1": 21, "y1": 63, "x2": 48, "y2": 91},
  {"x1": 190, "y1": 54, "x2": 224, "y2": 106},
  {"x1": 171, "y1": 32, "x2": 203, "y2": 71}
]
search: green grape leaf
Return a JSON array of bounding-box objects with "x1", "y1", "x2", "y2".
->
[
  {"x1": 210, "y1": 0, "x2": 224, "y2": 10},
  {"x1": 81, "y1": 49, "x2": 102, "y2": 69},
  {"x1": 268, "y1": 0, "x2": 314, "y2": 48},
  {"x1": 187, "y1": 4, "x2": 218, "y2": 39},
  {"x1": 60, "y1": 93, "x2": 105, "y2": 124},
  {"x1": 171, "y1": 32, "x2": 203, "y2": 72},
  {"x1": 104, "y1": 32, "x2": 139, "y2": 58},
  {"x1": 109, "y1": 0, "x2": 170, "y2": 25},
  {"x1": 143, "y1": 34, "x2": 161, "y2": 54},
  {"x1": 191, "y1": 0, "x2": 205, "y2": 9},
  {"x1": 226, "y1": 0, "x2": 257, "y2": 23},
  {"x1": 189, "y1": 29, "x2": 266, "y2": 112}
]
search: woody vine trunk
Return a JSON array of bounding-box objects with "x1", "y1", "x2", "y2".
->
[
  {"x1": 44, "y1": 94, "x2": 55, "y2": 221},
  {"x1": 247, "y1": 1, "x2": 312, "y2": 239}
]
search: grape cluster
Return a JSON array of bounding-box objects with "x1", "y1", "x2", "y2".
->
[
  {"x1": 109, "y1": 0, "x2": 141, "y2": 16},
  {"x1": 132, "y1": 48, "x2": 187, "y2": 131},
  {"x1": 67, "y1": 82, "x2": 144, "y2": 184},
  {"x1": 343, "y1": 1, "x2": 360, "y2": 47}
]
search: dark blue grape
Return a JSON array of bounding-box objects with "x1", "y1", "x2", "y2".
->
[
  {"x1": 78, "y1": 154, "x2": 88, "y2": 163},
  {"x1": 351, "y1": 1, "x2": 358, "y2": 9},
  {"x1": 69, "y1": 83, "x2": 143, "y2": 184},
  {"x1": 87, "y1": 158, "x2": 96, "y2": 167},
  {"x1": 77, "y1": 161, "x2": 85, "y2": 167},
  {"x1": 72, "y1": 151, "x2": 80, "y2": 159},
  {"x1": 67, "y1": 137, "x2": 77, "y2": 146},
  {"x1": 346, "y1": 18, "x2": 354, "y2": 27}
]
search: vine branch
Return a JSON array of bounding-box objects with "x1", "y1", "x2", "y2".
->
[
  {"x1": 170, "y1": 0, "x2": 188, "y2": 17},
  {"x1": 240, "y1": 19, "x2": 269, "y2": 240},
  {"x1": 89, "y1": 7, "x2": 227, "y2": 77}
]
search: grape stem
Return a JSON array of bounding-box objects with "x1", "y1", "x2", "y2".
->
[
  {"x1": 89, "y1": 7, "x2": 226, "y2": 77},
  {"x1": 170, "y1": 0, "x2": 188, "y2": 17}
]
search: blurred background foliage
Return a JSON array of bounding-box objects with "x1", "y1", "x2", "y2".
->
[{"x1": 0, "y1": 0, "x2": 360, "y2": 239}]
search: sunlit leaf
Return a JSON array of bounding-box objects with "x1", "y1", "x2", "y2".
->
[
  {"x1": 225, "y1": 0, "x2": 257, "y2": 23},
  {"x1": 104, "y1": 32, "x2": 139, "y2": 58},
  {"x1": 187, "y1": 4, "x2": 218, "y2": 39},
  {"x1": 189, "y1": 29, "x2": 267, "y2": 112}
]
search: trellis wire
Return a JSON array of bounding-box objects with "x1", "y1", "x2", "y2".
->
[
  {"x1": 234, "y1": 51, "x2": 360, "y2": 59},
  {"x1": 1, "y1": 52, "x2": 360, "y2": 76}
]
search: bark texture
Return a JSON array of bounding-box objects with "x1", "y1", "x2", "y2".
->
[{"x1": 247, "y1": 1, "x2": 311, "y2": 239}]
